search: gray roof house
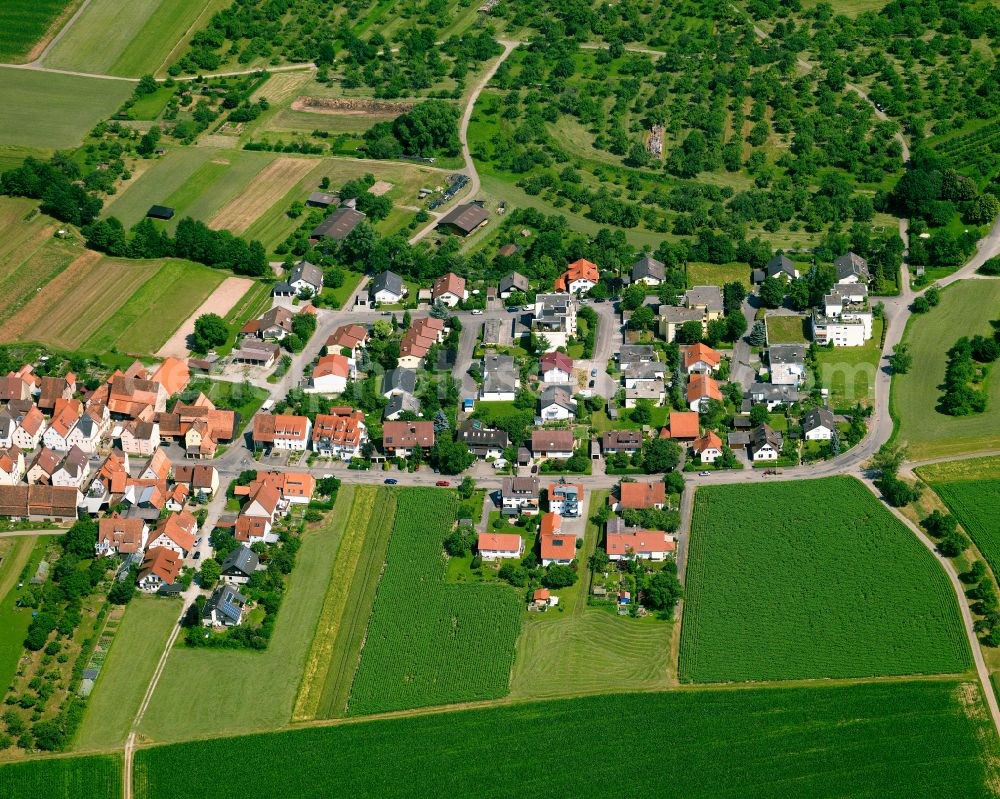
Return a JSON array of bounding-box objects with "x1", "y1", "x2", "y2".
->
[
  {"x1": 202, "y1": 586, "x2": 247, "y2": 627},
  {"x1": 749, "y1": 424, "x2": 783, "y2": 459},
  {"x1": 618, "y1": 344, "x2": 657, "y2": 370},
  {"x1": 802, "y1": 407, "x2": 836, "y2": 437},
  {"x1": 631, "y1": 254, "x2": 666, "y2": 284},
  {"x1": 384, "y1": 392, "x2": 421, "y2": 421},
  {"x1": 456, "y1": 419, "x2": 510, "y2": 457},
  {"x1": 370, "y1": 270, "x2": 404, "y2": 304},
  {"x1": 768, "y1": 343, "x2": 807, "y2": 365},
  {"x1": 221, "y1": 546, "x2": 259, "y2": 584},
  {"x1": 381, "y1": 368, "x2": 417, "y2": 397},
  {"x1": 834, "y1": 251, "x2": 870, "y2": 283},
  {"x1": 499, "y1": 271, "x2": 529, "y2": 297},
  {"x1": 289, "y1": 261, "x2": 324, "y2": 293},
  {"x1": 481, "y1": 354, "x2": 518, "y2": 400},
  {"x1": 684, "y1": 285, "x2": 724, "y2": 314},
  {"x1": 766, "y1": 254, "x2": 799, "y2": 280}
]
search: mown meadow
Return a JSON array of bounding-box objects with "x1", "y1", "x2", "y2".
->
[
  {"x1": 680, "y1": 477, "x2": 971, "y2": 682},
  {"x1": 132, "y1": 681, "x2": 1000, "y2": 799}
]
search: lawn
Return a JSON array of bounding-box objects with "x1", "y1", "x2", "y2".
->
[
  {"x1": 687, "y1": 261, "x2": 750, "y2": 289},
  {"x1": 765, "y1": 313, "x2": 810, "y2": 344},
  {"x1": 0, "y1": 538, "x2": 42, "y2": 696},
  {"x1": 83, "y1": 259, "x2": 224, "y2": 355},
  {"x1": 679, "y1": 477, "x2": 971, "y2": 683},
  {"x1": 319, "y1": 271, "x2": 365, "y2": 309},
  {"x1": 509, "y1": 611, "x2": 674, "y2": 700},
  {"x1": 814, "y1": 316, "x2": 885, "y2": 408},
  {"x1": 178, "y1": 379, "x2": 269, "y2": 434},
  {"x1": 0, "y1": 68, "x2": 133, "y2": 150},
  {"x1": 43, "y1": 0, "x2": 207, "y2": 77},
  {"x1": 347, "y1": 488, "x2": 523, "y2": 716},
  {"x1": 293, "y1": 486, "x2": 397, "y2": 721},
  {"x1": 74, "y1": 596, "x2": 180, "y2": 750},
  {"x1": 0, "y1": 755, "x2": 122, "y2": 799},
  {"x1": 101, "y1": 148, "x2": 223, "y2": 229},
  {"x1": 0, "y1": 0, "x2": 76, "y2": 62},
  {"x1": 893, "y1": 280, "x2": 1000, "y2": 460},
  {"x1": 133, "y1": 681, "x2": 1000, "y2": 799},
  {"x1": 137, "y1": 487, "x2": 355, "y2": 743}
]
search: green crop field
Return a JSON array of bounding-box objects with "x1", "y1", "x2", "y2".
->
[
  {"x1": 0, "y1": 68, "x2": 132, "y2": 151},
  {"x1": 138, "y1": 487, "x2": 355, "y2": 743},
  {"x1": 294, "y1": 486, "x2": 397, "y2": 721},
  {"x1": 83, "y1": 259, "x2": 224, "y2": 354},
  {"x1": 347, "y1": 488, "x2": 523, "y2": 716},
  {"x1": 932, "y1": 480, "x2": 1000, "y2": 580},
  {"x1": 74, "y1": 596, "x2": 180, "y2": 751},
  {"x1": 134, "y1": 681, "x2": 999, "y2": 799},
  {"x1": 0, "y1": 1, "x2": 75, "y2": 62},
  {"x1": 0, "y1": 755, "x2": 121, "y2": 799},
  {"x1": 510, "y1": 611, "x2": 674, "y2": 701},
  {"x1": 679, "y1": 477, "x2": 971, "y2": 683},
  {"x1": 43, "y1": 0, "x2": 208, "y2": 77},
  {"x1": 893, "y1": 280, "x2": 1000, "y2": 460}
]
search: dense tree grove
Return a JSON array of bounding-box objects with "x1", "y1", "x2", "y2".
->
[
  {"x1": 363, "y1": 100, "x2": 461, "y2": 158},
  {"x1": 1, "y1": 157, "x2": 103, "y2": 227},
  {"x1": 84, "y1": 216, "x2": 268, "y2": 277},
  {"x1": 170, "y1": 0, "x2": 501, "y2": 99}
]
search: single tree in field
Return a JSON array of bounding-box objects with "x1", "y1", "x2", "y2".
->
[{"x1": 192, "y1": 313, "x2": 229, "y2": 353}]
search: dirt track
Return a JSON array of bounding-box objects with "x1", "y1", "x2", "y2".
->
[
  {"x1": 157, "y1": 276, "x2": 254, "y2": 358},
  {"x1": 208, "y1": 157, "x2": 316, "y2": 234},
  {"x1": 290, "y1": 96, "x2": 415, "y2": 115}
]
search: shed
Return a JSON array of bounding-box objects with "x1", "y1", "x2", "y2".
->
[
  {"x1": 437, "y1": 203, "x2": 489, "y2": 235},
  {"x1": 147, "y1": 205, "x2": 175, "y2": 220}
]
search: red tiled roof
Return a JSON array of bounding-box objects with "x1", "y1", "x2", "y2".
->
[
  {"x1": 478, "y1": 532, "x2": 523, "y2": 552},
  {"x1": 681, "y1": 343, "x2": 721, "y2": 370},
  {"x1": 432, "y1": 272, "x2": 466, "y2": 299},
  {"x1": 618, "y1": 481, "x2": 665, "y2": 509},
  {"x1": 607, "y1": 531, "x2": 674, "y2": 557},
  {"x1": 554, "y1": 258, "x2": 599, "y2": 290},
  {"x1": 686, "y1": 374, "x2": 722, "y2": 403},
  {"x1": 666, "y1": 411, "x2": 699, "y2": 439},
  {"x1": 139, "y1": 546, "x2": 182, "y2": 585}
]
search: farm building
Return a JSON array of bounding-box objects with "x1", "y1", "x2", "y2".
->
[
  {"x1": 147, "y1": 205, "x2": 175, "y2": 220},
  {"x1": 436, "y1": 203, "x2": 489, "y2": 235},
  {"x1": 310, "y1": 208, "x2": 366, "y2": 242},
  {"x1": 306, "y1": 192, "x2": 339, "y2": 208}
]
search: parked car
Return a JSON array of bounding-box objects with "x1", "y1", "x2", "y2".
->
[
  {"x1": 436, "y1": 480, "x2": 450, "y2": 487},
  {"x1": 471, "y1": 309, "x2": 483, "y2": 315},
  {"x1": 384, "y1": 478, "x2": 398, "y2": 485},
  {"x1": 698, "y1": 471, "x2": 711, "y2": 476},
  {"x1": 588, "y1": 380, "x2": 595, "y2": 388},
  {"x1": 590, "y1": 368, "x2": 598, "y2": 377},
  {"x1": 508, "y1": 306, "x2": 519, "y2": 312},
  {"x1": 193, "y1": 551, "x2": 202, "y2": 560},
  {"x1": 194, "y1": 537, "x2": 202, "y2": 547}
]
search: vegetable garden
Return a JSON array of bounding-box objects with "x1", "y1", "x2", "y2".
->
[
  {"x1": 133, "y1": 681, "x2": 1000, "y2": 799},
  {"x1": 679, "y1": 477, "x2": 971, "y2": 683},
  {"x1": 347, "y1": 488, "x2": 522, "y2": 715}
]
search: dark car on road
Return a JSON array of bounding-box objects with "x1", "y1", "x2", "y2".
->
[{"x1": 384, "y1": 478, "x2": 398, "y2": 485}]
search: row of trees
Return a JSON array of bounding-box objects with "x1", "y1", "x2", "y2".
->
[{"x1": 84, "y1": 216, "x2": 268, "y2": 277}]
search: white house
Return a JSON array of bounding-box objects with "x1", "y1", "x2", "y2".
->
[
  {"x1": 307, "y1": 353, "x2": 352, "y2": 394},
  {"x1": 767, "y1": 344, "x2": 807, "y2": 386},
  {"x1": 539, "y1": 386, "x2": 577, "y2": 421},
  {"x1": 691, "y1": 431, "x2": 724, "y2": 464},
  {"x1": 371, "y1": 271, "x2": 404, "y2": 305},
  {"x1": 555, "y1": 259, "x2": 599, "y2": 294},
  {"x1": 288, "y1": 261, "x2": 324, "y2": 295},
  {"x1": 749, "y1": 425, "x2": 783, "y2": 461},
  {"x1": 539, "y1": 351, "x2": 573, "y2": 384},
  {"x1": 431, "y1": 272, "x2": 468, "y2": 307},
  {"x1": 500, "y1": 476, "x2": 539, "y2": 516},
  {"x1": 477, "y1": 532, "x2": 524, "y2": 562},
  {"x1": 812, "y1": 283, "x2": 873, "y2": 347},
  {"x1": 51, "y1": 446, "x2": 90, "y2": 489},
  {"x1": 480, "y1": 355, "x2": 518, "y2": 402},
  {"x1": 802, "y1": 407, "x2": 836, "y2": 441},
  {"x1": 532, "y1": 293, "x2": 576, "y2": 351}
]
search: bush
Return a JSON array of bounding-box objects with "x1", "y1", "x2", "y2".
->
[{"x1": 542, "y1": 564, "x2": 578, "y2": 588}]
